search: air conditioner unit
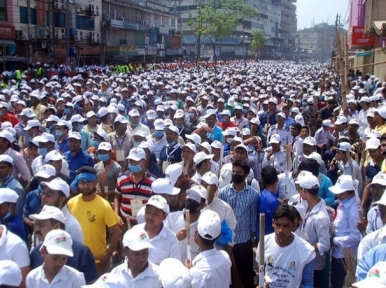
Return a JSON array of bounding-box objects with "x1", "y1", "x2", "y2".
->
[
  {"x1": 75, "y1": 8, "x2": 82, "y2": 13},
  {"x1": 91, "y1": 32, "x2": 100, "y2": 43},
  {"x1": 140, "y1": 20, "x2": 145, "y2": 25},
  {"x1": 145, "y1": 22, "x2": 149, "y2": 26},
  {"x1": 74, "y1": 34, "x2": 83, "y2": 41},
  {"x1": 95, "y1": 5, "x2": 99, "y2": 15},
  {"x1": 53, "y1": 0, "x2": 64, "y2": 10},
  {"x1": 61, "y1": 28, "x2": 67, "y2": 37},
  {"x1": 90, "y1": 4, "x2": 99, "y2": 16},
  {"x1": 105, "y1": 14, "x2": 110, "y2": 21},
  {"x1": 55, "y1": 28, "x2": 62, "y2": 39},
  {"x1": 16, "y1": 30, "x2": 23, "y2": 38},
  {"x1": 118, "y1": 16, "x2": 124, "y2": 21}
]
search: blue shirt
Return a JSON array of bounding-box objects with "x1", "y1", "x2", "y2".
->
[
  {"x1": 159, "y1": 144, "x2": 182, "y2": 165},
  {"x1": 23, "y1": 188, "x2": 42, "y2": 218},
  {"x1": 78, "y1": 130, "x2": 92, "y2": 151},
  {"x1": 319, "y1": 173, "x2": 335, "y2": 206},
  {"x1": 30, "y1": 241, "x2": 98, "y2": 283},
  {"x1": 356, "y1": 243, "x2": 386, "y2": 281},
  {"x1": 3, "y1": 176, "x2": 24, "y2": 217},
  {"x1": 1, "y1": 215, "x2": 27, "y2": 243},
  {"x1": 207, "y1": 125, "x2": 223, "y2": 142},
  {"x1": 58, "y1": 136, "x2": 70, "y2": 153},
  {"x1": 64, "y1": 149, "x2": 94, "y2": 181},
  {"x1": 259, "y1": 111, "x2": 277, "y2": 126},
  {"x1": 256, "y1": 189, "x2": 280, "y2": 239},
  {"x1": 284, "y1": 117, "x2": 295, "y2": 127},
  {"x1": 219, "y1": 184, "x2": 259, "y2": 244}
]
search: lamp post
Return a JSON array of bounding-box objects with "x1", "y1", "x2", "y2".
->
[{"x1": 240, "y1": 35, "x2": 248, "y2": 65}]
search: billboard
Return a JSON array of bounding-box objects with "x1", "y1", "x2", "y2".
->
[{"x1": 351, "y1": 26, "x2": 375, "y2": 46}]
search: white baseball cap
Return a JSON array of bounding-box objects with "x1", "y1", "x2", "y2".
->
[
  {"x1": 70, "y1": 114, "x2": 86, "y2": 123},
  {"x1": 348, "y1": 118, "x2": 359, "y2": 126},
  {"x1": 186, "y1": 185, "x2": 207, "y2": 202},
  {"x1": 29, "y1": 205, "x2": 66, "y2": 224},
  {"x1": 159, "y1": 258, "x2": 192, "y2": 288},
  {"x1": 165, "y1": 163, "x2": 183, "y2": 186},
  {"x1": 202, "y1": 172, "x2": 219, "y2": 186},
  {"x1": 303, "y1": 151, "x2": 323, "y2": 165},
  {"x1": 197, "y1": 210, "x2": 221, "y2": 240},
  {"x1": 0, "y1": 130, "x2": 14, "y2": 143},
  {"x1": 211, "y1": 140, "x2": 222, "y2": 149},
  {"x1": 0, "y1": 188, "x2": 18, "y2": 204},
  {"x1": 86, "y1": 111, "x2": 97, "y2": 119},
  {"x1": 126, "y1": 148, "x2": 146, "y2": 161},
  {"x1": 154, "y1": 119, "x2": 165, "y2": 130},
  {"x1": 56, "y1": 120, "x2": 72, "y2": 130},
  {"x1": 291, "y1": 107, "x2": 300, "y2": 114},
  {"x1": 220, "y1": 110, "x2": 231, "y2": 117},
  {"x1": 146, "y1": 195, "x2": 169, "y2": 213},
  {"x1": 295, "y1": 171, "x2": 320, "y2": 189},
  {"x1": 0, "y1": 260, "x2": 22, "y2": 286},
  {"x1": 44, "y1": 150, "x2": 65, "y2": 163},
  {"x1": 193, "y1": 152, "x2": 213, "y2": 165},
  {"x1": 222, "y1": 128, "x2": 238, "y2": 137},
  {"x1": 322, "y1": 119, "x2": 334, "y2": 128},
  {"x1": 352, "y1": 261, "x2": 386, "y2": 288},
  {"x1": 122, "y1": 228, "x2": 154, "y2": 251},
  {"x1": 18, "y1": 108, "x2": 36, "y2": 118},
  {"x1": 166, "y1": 125, "x2": 179, "y2": 134},
  {"x1": 365, "y1": 138, "x2": 381, "y2": 150},
  {"x1": 376, "y1": 107, "x2": 386, "y2": 119},
  {"x1": 82, "y1": 273, "x2": 126, "y2": 288},
  {"x1": 35, "y1": 164, "x2": 56, "y2": 179},
  {"x1": 303, "y1": 137, "x2": 316, "y2": 146},
  {"x1": 97, "y1": 142, "x2": 112, "y2": 151},
  {"x1": 36, "y1": 132, "x2": 55, "y2": 143},
  {"x1": 114, "y1": 115, "x2": 129, "y2": 124},
  {"x1": 42, "y1": 229, "x2": 73, "y2": 257},
  {"x1": 186, "y1": 133, "x2": 202, "y2": 145},
  {"x1": 250, "y1": 117, "x2": 260, "y2": 125},
  {"x1": 129, "y1": 109, "x2": 140, "y2": 117},
  {"x1": 94, "y1": 130, "x2": 109, "y2": 142},
  {"x1": 329, "y1": 175, "x2": 358, "y2": 194},
  {"x1": 68, "y1": 132, "x2": 81, "y2": 140},
  {"x1": 335, "y1": 116, "x2": 348, "y2": 125},
  {"x1": 337, "y1": 142, "x2": 352, "y2": 152},
  {"x1": 151, "y1": 178, "x2": 180, "y2": 195},
  {"x1": 42, "y1": 177, "x2": 70, "y2": 198},
  {"x1": 367, "y1": 172, "x2": 386, "y2": 189},
  {"x1": 182, "y1": 142, "x2": 197, "y2": 154},
  {"x1": 146, "y1": 110, "x2": 157, "y2": 120},
  {"x1": 199, "y1": 142, "x2": 212, "y2": 153},
  {"x1": 23, "y1": 119, "x2": 41, "y2": 131},
  {"x1": 98, "y1": 107, "x2": 109, "y2": 118},
  {"x1": 0, "y1": 154, "x2": 13, "y2": 165},
  {"x1": 269, "y1": 134, "x2": 281, "y2": 144},
  {"x1": 268, "y1": 97, "x2": 278, "y2": 105}
]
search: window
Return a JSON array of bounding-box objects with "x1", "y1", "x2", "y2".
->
[
  {"x1": 19, "y1": 7, "x2": 37, "y2": 24},
  {"x1": 76, "y1": 15, "x2": 94, "y2": 31},
  {"x1": 0, "y1": 0, "x2": 6, "y2": 21},
  {"x1": 53, "y1": 12, "x2": 65, "y2": 28}
]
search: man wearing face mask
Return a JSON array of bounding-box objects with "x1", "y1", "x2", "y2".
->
[
  {"x1": 159, "y1": 125, "x2": 182, "y2": 174},
  {"x1": 218, "y1": 110, "x2": 237, "y2": 131},
  {"x1": 23, "y1": 119, "x2": 42, "y2": 141},
  {"x1": 131, "y1": 130, "x2": 147, "y2": 148},
  {"x1": 55, "y1": 120, "x2": 71, "y2": 153},
  {"x1": 15, "y1": 108, "x2": 36, "y2": 146},
  {"x1": 70, "y1": 114, "x2": 92, "y2": 151},
  {"x1": 173, "y1": 110, "x2": 189, "y2": 141},
  {"x1": 61, "y1": 102, "x2": 74, "y2": 121},
  {"x1": 147, "y1": 119, "x2": 167, "y2": 161},
  {"x1": 218, "y1": 159, "x2": 258, "y2": 288},
  {"x1": 115, "y1": 147, "x2": 156, "y2": 226},
  {"x1": 109, "y1": 115, "x2": 131, "y2": 168},
  {"x1": 127, "y1": 108, "x2": 150, "y2": 138}
]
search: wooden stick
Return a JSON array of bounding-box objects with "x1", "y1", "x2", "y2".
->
[
  {"x1": 259, "y1": 213, "x2": 266, "y2": 287},
  {"x1": 185, "y1": 209, "x2": 191, "y2": 260},
  {"x1": 346, "y1": 148, "x2": 363, "y2": 220},
  {"x1": 285, "y1": 145, "x2": 291, "y2": 199},
  {"x1": 350, "y1": 61, "x2": 386, "y2": 69}
]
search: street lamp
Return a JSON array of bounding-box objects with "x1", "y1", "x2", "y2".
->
[{"x1": 240, "y1": 35, "x2": 248, "y2": 65}]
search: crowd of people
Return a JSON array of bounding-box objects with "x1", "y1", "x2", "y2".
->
[{"x1": 1, "y1": 60, "x2": 386, "y2": 287}]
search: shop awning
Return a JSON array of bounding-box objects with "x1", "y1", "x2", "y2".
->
[
  {"x1": 0, "y1": 40, "x2": 16, "y2": 46},
  {"x1": 366, "y1": 21, "x2": 386, "y2": 36}
]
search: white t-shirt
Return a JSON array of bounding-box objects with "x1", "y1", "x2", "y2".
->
[
  {"x1": 31, "y1": 155, "x2": 70, "y2": 177},
  {"x1": 111, "y1": 261, "x2": 161, "y2": 288},
  {"x1": 0, "y1": 225, "x2": 30, "y2": 268},
  {"x1": 256, "y1": 233, "x2": 315, "y2": 288}
]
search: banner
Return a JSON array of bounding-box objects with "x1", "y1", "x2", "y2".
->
[{"x1": 351, "y1": 26, "x2": 375, "y2": 46}]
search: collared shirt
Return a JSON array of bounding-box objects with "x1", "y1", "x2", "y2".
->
[
  {"x1": 219, "y1": 183, "x2": 258, "y2": 244},
  {"x1": 62, "y1": 205, "x2": 84, "y2": 243},
  {"x1": 267, "y1": 124, "x2": 291, "y2": 146},
  {"x1": 365, "y1": 205, "x2": 384, "y2": 234},
  {"x1": 0, "y1": 112, "x2": 19, "y2": 126},
  {"x1": 230, "y1": 116, "x2": 249, "y2": 130},
  {"x1": 5, "y1": 147, "x2": 31, "y2": 181},
  {"x1": 301, "y1": 200, "x2": 331, "y2": 270},
  {"x1": 262, "y1": 147, "x2": 289, "y2": 173},
  {"x1": 133, "y1": 223, "x2": 181, "y2": 264},
  {"x1": 256, "y1": 189, "x2": 280, "y2": 239},
  {"x1": 191, "y1": 248, "x2": 231, "y2": 288},
  {"x1": 64, "y1": 149, "x2": 94, "y2": 181},
  {"x1": 83, "y1": 124, "x2": 98, "y2": 134},
  {"x1": 0, "y1": 225, "x2": 30, "y2": 268},
  {"x1": 292, "y1": 135, "x2": 303, "y2": 157},
  {"x1": 338, "y1": 160, "x2": 363, "y2": 197},
  {"x1": 127, "y1": 123, "x2": 151, "y2": 138},
  {"x1": 31, "y1": 103, "x2": 47, "y2": 120},
  {"x1": 357, "y1": 223, "x2": 386, "y2": 260},
  {"x1": 314, "y1": 128, "x2": 336, "y2": 145},
  {"x1": 23, "y1": 187, "x2": 41, "y2": 218},
  {"x1": 77, "y1": 129, "x2": 92, "y2": 151},
  {"x1": 356, "y1": 243, "x2": 386, "y2": 281},
  {"x1": 26, "y1": 264, "x2": 86, "y2": 288},
  {"x1": 146, "y1": 135, "x2": 167, "y2": 160},
  {"x1": 31, "y1": 154, "x2": 70, "y2": 177},
  {"x1": 108, "y1": 131, "x2": 132, "y2": 159},
  {"x1": 30, "y1": 241, "x2": 98, "y2": 284},
  {"x1": 111, "y1": 261, "x2": 161, "y2": 288},
  {"x1": 159, "y1": 143, "x2": 182, "y2": 173},
  {"x1": 332, "y1": 197, "x2": 361, "y2": 258}
]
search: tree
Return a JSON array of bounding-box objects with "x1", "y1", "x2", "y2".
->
[
  {"x1": 250, "y1": 29, "x2": 267, "y2": 58},
  {"x1": 187, "y1": 0, "x2": 257, "y2": 67}
]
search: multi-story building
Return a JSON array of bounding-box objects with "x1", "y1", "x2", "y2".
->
[{"x1": 280, "y1": 0, "x2": 297, "y2": 57}]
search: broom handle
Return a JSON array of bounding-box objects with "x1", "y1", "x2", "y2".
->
[
  {"x1": 346, "y1": 148, "x2": 362, "y2": 220},
  {"x1": 185, "y1": 209, "x2": 191, "y2": 259},
  {"x1": 259, "y1": 213, "x2": 266, "y2": 287}
]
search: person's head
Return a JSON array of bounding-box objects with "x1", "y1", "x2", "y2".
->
[
  {"x1": 114, "y1": 115, "x2": 129, "y2": 134},
  {"x1": 275, "y1": 112, "x2": 286, "y2": 126},
  {"x1": 365, "y1": 137, "x2": 382, "y2": 161},
  {"x1": 41, "y1": 177, "x2": 69, "y2": 208},
  {"x1": 205, "y1": 112, "x2": 217, "y2": 128},
  {"x1": 288, "y1": 205, "x2": 302, "y2": 232},
  {"x1": 0, "y1": 155, "x2": 13, "y2": 179},
  {"x1": 126, "y1": 148, "x2": 146, "y2": 173},
  {"x1": 0, "y1": 131, "x2": 13, "y2": 150},
  {"x1": 75, "y1": 166, "x2": 97, "y2": 196},
  {"x1": 348, "y1": 119, "x2": 360, "y2": 134},
  {"x1": 186, "y1": 185, "x2": 207, "y2": 214},
  {"x1": 122, "y1": 228, "x2": 153, "y2": 273},
  {"x1": 302, "y1": 137, "x2": 316, "y2": 156},
  {"x1": 193, "y1": 152, "x2": 212, "y2": 174},
  {"x1": 297, "y1": 159, "x2": 319, "y2": 177},
  {"x1": 210, "y1": 141, "x2": 222, "y2": 162},
  {"x1": 231, "y1": 159, "x2": 250, "y2": 185},
  {"x1": 144, "y1": 195, "x2": 169, "y2": 230},
  {"x1": 40, "y1": 230, "x2": 73, "y2": 277},
  {"x1": 272, "y1": 204, "x2": 296, "y2": 243},
  {"x1": 295, "y1": 171, "x2": 320, "y2": 201},
  {"x1": 68, "y1": 132, "x2": 82, "y2": 153},
  {"x1": 24, "y1": 119, "x2": 41, "y2": 137},
  {"x1": 151, "y1": 178, "x2": 181, "y2": 211},
  {"x1": 96, "y1": 142, "x2": 112, "y2": 162},
  {"x1": 37, "y1": 133, "x2": 56, "y2": 156},
  {"x1": 55, "y1": 121, "x2": 70, "y2": 139},
  {"x1": 234, "y1": 144, "x2": 248, "y2": 161},
  {"x1": 0, "y1": 188, "x2": 18, "y2": 221},
  {"x1": 261, "y1": 165, "x2": 278, "y2": 189},
  {"x1": 181, "y1": 143, "x2": 196, "y2": 163},
  {"x1": 367, "y1": 173, "x2": 386, "y2": 202},
  {"x1": 300, "y1": 126, "x2": 309, "y2": 138},
  {"x1": 329, "y1": 174, "x2": 357, "y2": 202},
  {"x1": 30, "y1": 205, "x2": 66, "y2": 241},
  {"x1": 44, "y1": 150, "x2": 64, "y2": 175},
  {"x1": 165, "y1": 126, "x2": 179, "y2": 145},
  {"x1": 0, "y1": 260, "x2": 22, "y2": 288},
  {"x1": 381, "y1": 134, "x2": 386, "y2": 155},
  {"x1": 290, "y1": 123, "x2": 301, "y2": 137},
  {"x1": 128, "y1": 109, "x2": 140, "y2": 126},
  {"x1": 201, "y1": 172, "x2": 219, "y2": 204},
  {"x1": 195, "y1": 210, "x2": 221, "y2": 248},
  {"x1": 335, "y1": 142, "x2": 352, "y2": 162}
]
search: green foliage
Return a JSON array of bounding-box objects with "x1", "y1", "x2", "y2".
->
[{"x1": 250, "y1": 29, "x2": 267, "y2": 54}]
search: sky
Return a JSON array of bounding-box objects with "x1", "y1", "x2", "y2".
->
[{"x1": 295, "y1": 0, "x2": 349, "y2": 30}]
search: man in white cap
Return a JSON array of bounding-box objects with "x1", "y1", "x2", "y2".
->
[
  {"x1": 83, "y1": 111, "x2": 99, "y2": 134},
  {"x1": 373, "y1": 106, "x2": 386, "y2": 136},
  {"x1": 159, "y1": 125, "x2": 183, "y2": 173},
  {"x1": 296, "y1": 171, "x2": 331, "y2": 288},
  {"x1": 29, "y1": 205, "x2": 97, "y2": 284},
  {"x1": 267, "y1": 112, "x2": 291, "y2": 147},
  {"x1": 0, "y1": 260, "x2": 23, "y2": 288},
  {"x1": 191, "y1": 152, "x2": 213, "y2": 184},
  {"x1": 353, "y1": 261, "x2": 386, "y2": 287},
  {"x1": 329, "y1": 174, "x2": 361, "y2": 288},
  {"x1": 111, "y1": 228, "x2": 161, "y2": 286},
  {"x1": 29, "y1": 91, "x2": 46, "y2": 121},
  {"x1": 186, "y1": 210, "x2": 231, "y2": 288},
  {"x1": 127, "y1": 108, "x2": 151, "y2": 138},
  {"x1": 70, "y1": 114, "x2": 92, "y2": 151},
  {"x1": 262, "y1": 134, "x2": 287, "y2": 173},
  {"x1": 55, "y1": 120, "x2": 71, "y2": 153},
  {"x1": 26, "y1": 229, "x2": 86, "y2": 287},
  {"x1": 159, "y1": 258, "x2": 191, "y2": 288},
  {"x1": 314, "y1": 119, "x2": 335, "y2": 154},
  {"x1": 147, "y1": 119, "x2": 167, "y2": 161},
  {"x1": 109, "y1": 115, "x2": 131, "y2": 167}
]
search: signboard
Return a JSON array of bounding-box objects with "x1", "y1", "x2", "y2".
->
[
  {"x1": 54, "y1": 44, "x2": 101, "y2": 55},
  {"x1": 36, "y1": 1, "x2": 46, "y2": 24},
  {"x1": 0, "y1": 25, "x2": 15, "y2": 40},
  {"x1": 351, "y1": 26, "x2": 375, "y2": 46}
]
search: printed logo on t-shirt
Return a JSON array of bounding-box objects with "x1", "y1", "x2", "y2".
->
[
  {"x1": 87, "y1": 211, "x2": 96, "y2": 223},
  {"x1": 268, "y1": 256, "x2": 274, "y2": 267},
  {"x1": 288, "y1": 261, "x2": 296, "y2": 271}
]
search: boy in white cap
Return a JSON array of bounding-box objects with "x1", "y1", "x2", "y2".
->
[
  {"x1": 314, "y1": 119, "x2": 335, "y2": 153},
  {"x1": 191, "y1": 152, "x2": 213, "y2": 184},
  {"x1": 0, "y1": 260, "x2": 23, "y2": 287},
  {"x1": 159, "y1": 258, "x2": 191, "y2": 288},
  {"x1": 110, "y1": 228, "x2": 161, "y2": 287},
  {"x1": 296, "y1": 171, "x2": 331, "y2": 288},
  {"x1": 329, "y1": 174, "x2": 361, "y2": 288},
  {"x1": 26, "y1": 229, "x2": 86, "y2": 287},
  {"x1": 186, "y1": 210, "x2": 231, "y2": 288},
  {"x1": 131, "y1": 195, "x2": 180, "y2": 264},
  {"x1": 262, "y1": 134, "x2": 287, "y2": 173}
]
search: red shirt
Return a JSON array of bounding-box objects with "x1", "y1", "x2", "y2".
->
[
  {"x1": 0, "y1": 113, "x2": 19, "y2": 126},
  {"x1": 218, "y1": 121, "x2": 237, "y2": 130}
]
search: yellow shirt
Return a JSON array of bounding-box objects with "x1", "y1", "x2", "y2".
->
[
  {"x1": 68, "y1": 194, "x2": 119, "y2": 258},
  {"x1": 375, "y1": 124, "x2": 386, "y2": 137}
]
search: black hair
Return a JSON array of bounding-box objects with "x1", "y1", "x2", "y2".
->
[
  {"x1": 198, "y1": 232, "x2": 217, "y2": 246},
  {"x1": 76, "y1": 166, "x2": 97, "y2": 175},
  {"x1": 305, "y1": 187, "x2": 320, "y2": 195},
  {"x1": 298, "y1": 159, "x2": 319, "y2": 176},
  {"x1": 196, "y1": 159, "x2": 207, "y2": 170},
  {"x1": 301, "y1": 126, "x2": 309, "y2": 132},
  {"x1": 381, "y1": 134, "x2": 386, "y2": 142},
  {"x1": 289, "y1": 205, "x2": 301, "y2": 220},
  {"x1": 232, "y1": 159, "x2": 250, "y2": 175},
  {"x1": 100, "y1": 114, "x2": 110, "y2": 123},
  {"x1": 273, "y1": 204, "x2": 296, "y2": 222},
  {"x1": 0, "y1": 161, "x2": 12, "y2": 167},
  {"x1": 261, "y1": 165, "x2": 278, "y2": 185},
  {"x1": 291, "y1": 123, "x2": 302, "y2": 131},
  {"x1": 48, "y1": 218, "x2": 66, "y2": 230}
]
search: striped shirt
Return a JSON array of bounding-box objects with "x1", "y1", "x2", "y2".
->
[
  {"x1": 218, "y1": 184, "x2": 259, "y2": 244},
  {"x1": 116, "y1": 171, "x2": 156, "y2": 223}
]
